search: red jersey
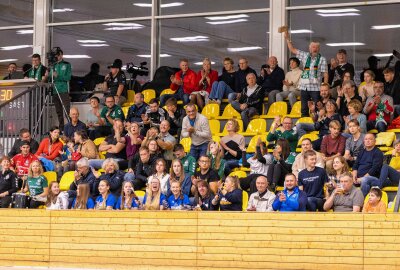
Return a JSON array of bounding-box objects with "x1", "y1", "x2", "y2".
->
[{"x1": 11, "y1": 153, "x2": 38, "y2": 177}]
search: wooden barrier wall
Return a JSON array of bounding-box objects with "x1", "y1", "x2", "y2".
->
[{"x1": 0, "y1": 210, "x2": 399, "y2": 270}]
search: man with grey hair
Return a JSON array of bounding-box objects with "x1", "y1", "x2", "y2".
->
[
  {"x1": 247, "y1": 176, "x2": 276, "y2": 212},
  {"x1": 283, "y1": 29, "x2": 328, "y2": 117},
  {"x1": 68, "y1": 157, "x2": 97, "y2": 200}
]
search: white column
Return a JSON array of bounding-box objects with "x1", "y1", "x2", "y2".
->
[
  {"x1": 150, "y1": 0, "x2": 160, "y2": 80},
  {"x1": 33, "y1": 0, "x2": 49, "y2": 58},
  {"x1": 269, "y1": 0, "x2": 287, "y2": 70}
]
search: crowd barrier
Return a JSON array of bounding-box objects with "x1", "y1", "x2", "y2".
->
[{"x1": 0, "y1": 210, "x2": 399, "y2": 269}]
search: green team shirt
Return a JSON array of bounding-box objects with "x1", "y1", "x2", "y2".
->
[
  {"x1": 210, "y1": 156, "x2": 226, "y2": 179},
  {"x1": 267, "y1": 129, "x2": 299, "y2": 152},
  {"x1": 100, "y1": 105, "x2": 125, "y2": 126},
  {"x1": 27, "y1": 175, "x2": 48, "y2": 196},
  {"x1": 181, "y1": 155, "x2": 196, "y2": 176},
  {"x1": 50, "y1": 60, "x2": 72, "y2": 93}
]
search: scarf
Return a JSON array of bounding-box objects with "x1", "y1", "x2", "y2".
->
[
  {"x1": 301, "y1": 53, "x2": 321, "y2": 79},
  {"x1": 29, "y1": 65, "x2": 43, "y2": 81}
]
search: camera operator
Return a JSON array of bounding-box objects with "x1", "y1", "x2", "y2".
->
[
  {"x1": 44, "y1": 48, "x2": 72, "y2": 131},
  {"x1": 103, "y1": 59, "x2": 127, "y2": 106}
]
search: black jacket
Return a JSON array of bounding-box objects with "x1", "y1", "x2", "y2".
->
[
  {"x1": 95, "y1": 170, "x2": 125, "y2": 197},
  {"x1": 127, "y1": 102, "x2": 148, "y2": 123},
  {"x1": 135, "y1": 155, "x2": 157, "y2": 184},
  {"x1": 165, "y1": 108, "x2": 186, "y2": 136},
  {"x1": 238, "y1": 84, "x2": 264, "y2": 113},
  {"x1": 68, "y1": 170, "x2": 97, "y2": 198},
  {"x1": 0, "y1": 170, "x2": 18, "y2": 196},
  {"x1": 257, "y1": 66, "x2": 285, "y2": 93},
  {"x1": 8, "y1": 139, "x2": 39, "y2": 158},
  {"x1": 234, "y1": 67, "x2": 257, "y2": 93}
]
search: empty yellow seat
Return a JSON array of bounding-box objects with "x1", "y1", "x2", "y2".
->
[
  {"x1": 242, "y1": 191, "x2": 248, "y2": 211},
  {"x1": 160, "y1": 88, "x2": 174, "y2": 96},
  {"x1": 376, "y1": 132, "x2": 396, "y2": 147},
  {"x1": 43, "y1": 171, "x2": 57, "y2": 183},
  {"x1": 242, "y1": 118, "x2": 267, "y2": 136},
  {"x1": 202, "y1": 103, "x2": 220, "y2": 119},
  {"x1": 209, "y1": 119, "x2": 221, "y2": 134},
  {"x1": 295, "y1": 117, "x2": 314, "y2": 125},
  {"x1": 229, "y1": 170, "x2": 247, "y2": 178},
  {"x1": 180, "y1": 137, "x2": 192, "y2": 153},
  {"x1": 247, "y1": 135, "x2": 267, "y2": 153},
  {"x1": 59, "y1": 171, "x2": 75, "y2": 191},
  {"x1": 142, "y1": 89, "x2": 156, "y2": 104},
  {"x1": 122, "y1": 107, "x2": 129, "y2": 118},
  {"x1": 127, "y1": 90, "x2": 135, "y2": 103},
  {"x1": 261, "y1": 101, "x2": 287, "y2": 119},
  {"x1": 288, "y1": 101, "x2": 301, "y2": 118},
  {"x1": 216, "y1": 104, "x2": 241, "y2": 120}
]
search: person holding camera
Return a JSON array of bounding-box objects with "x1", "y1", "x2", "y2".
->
[
  {"x1": 103, "y1": 59, "x2": 127, "y2": 106},
  {"x1": 45, "y1": 48, "x2": 72, "y2": 131}
]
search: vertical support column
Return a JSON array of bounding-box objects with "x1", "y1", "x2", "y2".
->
[
  {"x1": 33, "y1": 0, "x2": 49, "y2": 58},
  {"x1": 150, "y1": 0, "x2": 160, "y2": 80},
  {"x1": 269, "y1": 0, "x2": 287, "y2": 70}
]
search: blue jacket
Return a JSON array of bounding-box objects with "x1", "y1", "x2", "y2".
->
[
  {"x1": 272, "y1": 187, "x2": 307, "y2": 212},
  {"x1": 166, "y1": 174, "x2": 192, "y2": 197},
  {"x1": 127, "y1": 102, "x2": 148, "y2": 123},
  {"x1": 168, "y1": 194, "x2": 190, "y2": 209}
]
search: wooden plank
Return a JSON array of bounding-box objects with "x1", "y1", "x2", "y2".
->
[
  {"x1": 364, "y1": 228, "x2": 400, "y2": 236},
  {"x1": 364, "y1": 265, "x2": 399, "y2": 270},
  {"x1": 0, "y1": 247, "x2": 48, "y2": 255},
  {"x1": 0, "y1": 241, "x2": 49, "y2": 249},
  {"x1": 0, "y1": 223, "x2": 50, "y2": 230},
  {"x1": 364, "y1": 235, "x2": 400, "y2": 243},
  {"x1": 0, "y1": 229, "x2": 50, "y2": 236},
  {"x1": 362, "y1": 242, "x2": 400, "y2": 251},
  {"x1": 0, "y1": 216, "x2": 50, "y2": 223},
  {"x1": 364, "y1": 257, "x2": 400, "y2": 265},
  {"x1": 0, "y1": 260, "x2": 49, "y2": 268},
  {"x1": 364, "y1": 250, "x2": 400, "y2": 258},
  {"x1": 50, "y1": 210, "x2": 198, "y2": 219},
  {"x1": 0, "y1": 235, "x2": 49, "y2": 242},
  {"x1": 0, "y1": 253, "x2": 49, "y2": 261},
  {"x1": 0, "y1": 209, "x2": 50, "y2": 217},
  {"x1": 50, "y1": 236, "x2": 196, "y2": 246},
  {"x1": 50, "y1": 261, "x2": 195, "y2": 270}
]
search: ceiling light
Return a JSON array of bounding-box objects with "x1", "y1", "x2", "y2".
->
[
  {"x1": 103, "y1": 23, "x2": 144, "y2": 27},
  {"x1": 371, "y1": 24, "x2": 400, "y2": 30},
  {"x1": 104, "y1": 26, "x2": 144, "y2": 31},
  {"x1": 206, "y1": 14, "x2": 249, "y2": 21},
  {"x1": 103, "y1": 22, "x2": 144, "y2": 30},
  {"x1": 53, "y1": 8, "x2": 74, "y2": 13},
  {"x1": 16, "y1": 30, "x2": 33, "y2": 35},
  {"x1": 170, "y1": 36, "x2": 209, "y2": 42},
  {"x1": 134, "y1": 2, "x2": 184, "y2": 8},
  {"x1": 373, "y1": 53, "x2": 392, "y2": 57},
  {"x1": 227, "y1": 46, "x2": 262, "y2": 52},
  {"x1": 137, "y1": 54, "x2": 171, "y2": 58},
  {"x1": 315, "y1": 8, "x2": 359, "y2": 13},
  {"x1": 77, "y1": 40, "x2": 106, "y2": 43},
  {"x1": 317, "y1": 13, "x2": 360, "y2": 17},
  {"x1": 207, "y1": 19, "x2": 248, "y2": 25},
  {"x1": 194, "y1": 61, "x2": 216, "y2": 65},
  {"x1": 63, "y1": 55, "x2": 91, "y2": 59},
  {"x1": 290, "y1": 29, "x2": 314, "y2": 34},
  {"x1": 133, "y1": 3, "x2": 152, "y2": 7},
  {"x1": 80, "y1": 44, "x2": 110, "y2": 47},
  {"x1": 0, "y1": 45, "x2": 32, "y2": 50},
  {"x1": 326, "y1": 42, "x2": 365, "y2": 46},
  {"x1": 0, "y1": 59, "x2": 18, "y2": 63}
]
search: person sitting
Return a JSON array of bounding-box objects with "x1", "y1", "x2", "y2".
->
[
  {"x1": 95, "y1": 179, "x2": 117, "y2": 210},
  {"x1": 155, "y1": 120, "x2": 176, "y2": 165},
  {"x1": 343, "y1": 99, "x2": 367, "y2": 135},
  {"x1": 358, "y1": 70, "x2": 375, "y2": 103},
  {"x1": 336, "y1": 80, "x2": 362, "y2": 118},
  {"x1": 127, "y1": 146, "x2": 156, "y2": 190},
  {"x1": 67, "y1": 157, "x2": 97, "y2": 200},
  {"x1": 352, "y1": 134, "x2": 383, "y2": 197},
  {"x1": 142, "y1": 98, "x2": 166, "y2": 136},
  {"x1": 46, "y1": 181, "x2": 69, "y2": 210},
  {"x1": 276, "y1": 57, "x2": 302, "y2": 108},
  {"x1": 192, "y1": 180, "x2": 218, "y2": 211},
  {"x1": 115, "y1": 181, "x2": 140, "y2": 210},
  {"x1": 148, "y1": 139, "x2": 163, "y2": 160},
  {"x1": 320, "y1": 120, "x2": 346, "y2": 172},
  {"x1": 11, "y1": 141, "x2": 38, "y2": 179},
  {"x1": 72, "y1": 130, "x2": 98, "y2": 160},
  {"x1": 89, "y1": 119, "x2": 127, "y2": 170},
  {"x1": 208, "y1": 57, "x2": 236, "y2": 104},
  {"x1": 94, "y1": 158, "x2": 125, "y2": 198},
  {"x1": 362, "y1": 187, "x2": 387, "y2": 213},
  {"x1": 191, "y1": 155, "x2": 220, "y2": 195},
  {"x1": 207, "y1": 141, "x2": 226, "y2": 180},
  {"x1": 0, "y1": 157, "x2": 18, "y2": 208},
  {"x1": 268, "y1": 116, "x2": 298, "y2": 152},
  {"x1": 181, "y1": 104, "x2": 211, "y2": 160},
  {"x1": 125, "y1": 122, "x2": 143, "y2": 172},
  {"x1": 326, "y1": 156, "x2": 350, "y2": 195},
  {"x1": 103, "y1": 59, "x2": 127, "y2": 106},
  {"x1": 267, "y1": 138, "x2": 297, "y2": 189},
  {"x1": 383, "y1": 67, "x2": 400, "y2": 117},
  {"x1": 220, "y1": 119, "x2": 245, "y2": 175},
  {"x1": 272, "y1": 173, "x2": 307, "y2": 212},
  {"x1": 143, "y1": 177, "x2": 168, "y2": 210},
  {"x1": 363, "y1": 81, "x2": 394, "y2": 132},
  {"x1": 167, "y1": 159, "x2": 191, "y2": 197},
  {"x1": 147, "y1": 158, "x2": 170, "y2": 196},
  {"x1": 229, "y1": 57, "x2": 257, "y2": 103},
  {"x1": 86, "y1": 96, "x2": 103, "y2": 140},
  {"x1": 71, "y1": 183, "x2": 95, "y2": 209},
  {"x1": 190, "y1": 58, "x2": 218, "y2": 111},
  {"x1": 63, "y1": 107, "x2": 87, "y2": 139},
  {"x1": 247, "y1": 176, "x2": 276, "y2": 212},
  {"x1": 35, "y1": 126, "x2": 63, "y2": 162},
  {"x1": 323, "y1": 173, "x2": 363, "y2": 212},
  {"x1": 21, "y1": 160, "x2": 48, "y2": 209},
  {"x1": 164, "y1": 97, "x2": 185, "y2": 138},
  {"x1": 8, "y1": 128, "x2": 39, "y2": 158},
  {"x1": 298, "y1": 150, "x2": 329, "y2": 211},
  {"x1": 97, "y1": 95, "x2": 125, "y2": 137},
  {"x1": 292, "y1": 138, "x2": 325, "y2": 179},
  {"x1": 173, "y1": 144, "x2": 196, "y2": 177},
  {"x1": 343, "y1": 120, "x2": 365, "y2": 167},
  {"x1": 258, "y1": 56, "x2": 285, "y2": 110},
  {"x1": 126, "y1": 92, "x2": 148, "y2": 124},
  {"x1": 212, "y1": 176, "x2": 242, "y2": 211},
  {"x1": 231, "y1": 73, "x2": 264, "y2": 130},
  {"x1": 167, "y1": 180, "x2": 191, "y2": 210},
  {"x1": 160, "y1": 58, "x2": 197, "y2": 106}
]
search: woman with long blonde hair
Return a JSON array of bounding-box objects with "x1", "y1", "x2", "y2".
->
[
  {"x1": 46, "y1": 181, "x2": 69, "y2": 209},
  {"x1": 168, "y1": 159, "x2": 191, "y2": 197},
  {"x1": 22, "y1": 160, "x2": 48, "y2": 208},
  {"x1": 207, "y1": 141, "x2": 226, "y2": 179},
  {"x1": 71, "y1": 183, "x2": 95, "y2": 209},
  {"x1": 116, "y1": 181, "x2": 139, "y2": 210},
  {"x1": 143, "y1": 177, "x2": 167, "y2": 210},
  {"x1": 212, "y1": 176, "x2": 242, "y2": 211}
]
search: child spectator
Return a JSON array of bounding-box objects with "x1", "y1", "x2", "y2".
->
[{"x1": 362, "y1": 187, "x2": 387, "y2": 213}]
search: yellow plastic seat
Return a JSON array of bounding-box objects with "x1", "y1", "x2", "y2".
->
[
  {"x1": 242, "y1": 191, "x2": 248, "y2": 211},
  {"x1": 127, "y1": 90, "x2": 135, "y2": 103},
  {"x1": 98, "y1": 151, "x2": 106, "y2": 159},
  {"x1": 43, "y1": 171, "x2": 57, "y2": 183},
  {"x1": 288, "y1": 101, "x2": 301, "y2": 118},
  {"x1": 260, "y1": 102, "x2": 287, "y2": 119},
  {"x1": 389, "y1": 157, "x2": 400, "y2": 170},
  {"x1": 135, "y1": 190, "x2": 146, "y2": 198},
  {"x1": 218, "y1": 120, "x2": 244, "y2": 136},
  {"x1": 212, "y1": 135, "x2": 220, "y2": 143},
  {"x1": 242, "y1": 118, "x2": 267, "y2": 136},
  {"x1": 202, "y1": 103, "x2": 220, "y2": 119},
  {"x1": 382, "y1": 186, "x2": 398, "y2": 192},
  {"x1": 246, "y1": 135, "x2": 267, "y2": 153},
  {"x1": 276, "y1": 186, "x2": 284, "y2": 192},
  {"x1": 160, "y1": 88, "x2": 174, "y2": 96},
  {"x1": 364, "y1": 190, "x2": 388, "y2": 207},
  {"x1": 295, "y1": 117, "x2": 314, "y2": 125},
  {"x1": 142, "y1": 89, "x2": 156, "y2": 104},
  {"x1": 376, "y1": 132, "x2": 396, "y2": 146},
  {"x1": 180, "y1": 137, "x2": 192, "y2": 153},
  {"x1": 233, "y1": 166, "x2": 250, "y2": 172},
  {"x1": 216, "y1": 104, "x2": 241, "y2": 120},
  {"x1": 122, "y1": 107, "x2": 129, "y2": 118},
  {"x1": 229, "y1": 170, "x2": 247, "y2": 178},
  {"x1": 93, "y1": 137, "x2": 106, "y2": 146},
  {"x1": 209, "y1": 119, "x2": 221, "y2": 135},
  {"x1": 59, "y1": 171, "x2": 75, "y2": 191}
]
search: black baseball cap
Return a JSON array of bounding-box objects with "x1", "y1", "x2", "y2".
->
[{"x1": 108, "y1": 59, "x2": 123, "y2": 69}]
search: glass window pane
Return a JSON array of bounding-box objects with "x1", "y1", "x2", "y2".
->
[
  {"x1": 160, "y1": 0, "x2": 268, "y2": 15},
  {"x1": 50, "y1": 0, "x2": 151, "y2": 23},
  {"x1": 0, "y1": 0, "x2": 34, "y2": 26},
  {"x1": 160, "y1": 13, "x2": 269, "y2": 76},
  {"x1": 289, "y1": 0, "x2": 380, "y2": 6},
  {"x1": 50, "y1": 21, "x2": 151, "y2": 81},
  {"x1": 288, "y1": 4, "x2": 400, "y2": 82}
]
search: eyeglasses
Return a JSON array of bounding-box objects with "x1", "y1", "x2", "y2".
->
[{"x1": 199, "y1": 160, "x2": 209, "y2": 163}]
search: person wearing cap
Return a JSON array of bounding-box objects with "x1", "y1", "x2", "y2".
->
[
  {"x1": 44, "y1": 48, "x2": 72, "y2": 131},
  {"x1": 328, "y1": 49, "x2": 355, "y2": 88},
  {"x1": 103, "y1": 59, "x2": 127, "y2": 106}
]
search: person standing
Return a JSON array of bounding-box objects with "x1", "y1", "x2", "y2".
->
[{"x1": 25, "y1": 54, "x2": 47, "y2": 81}]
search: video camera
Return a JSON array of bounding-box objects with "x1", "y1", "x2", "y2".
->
[
  {"x1": 46, "y1": 47, "x2": 62, "y2": 67},
  {"x1": 126, "y1": 61, "x2": 149, "y2": 77}
]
